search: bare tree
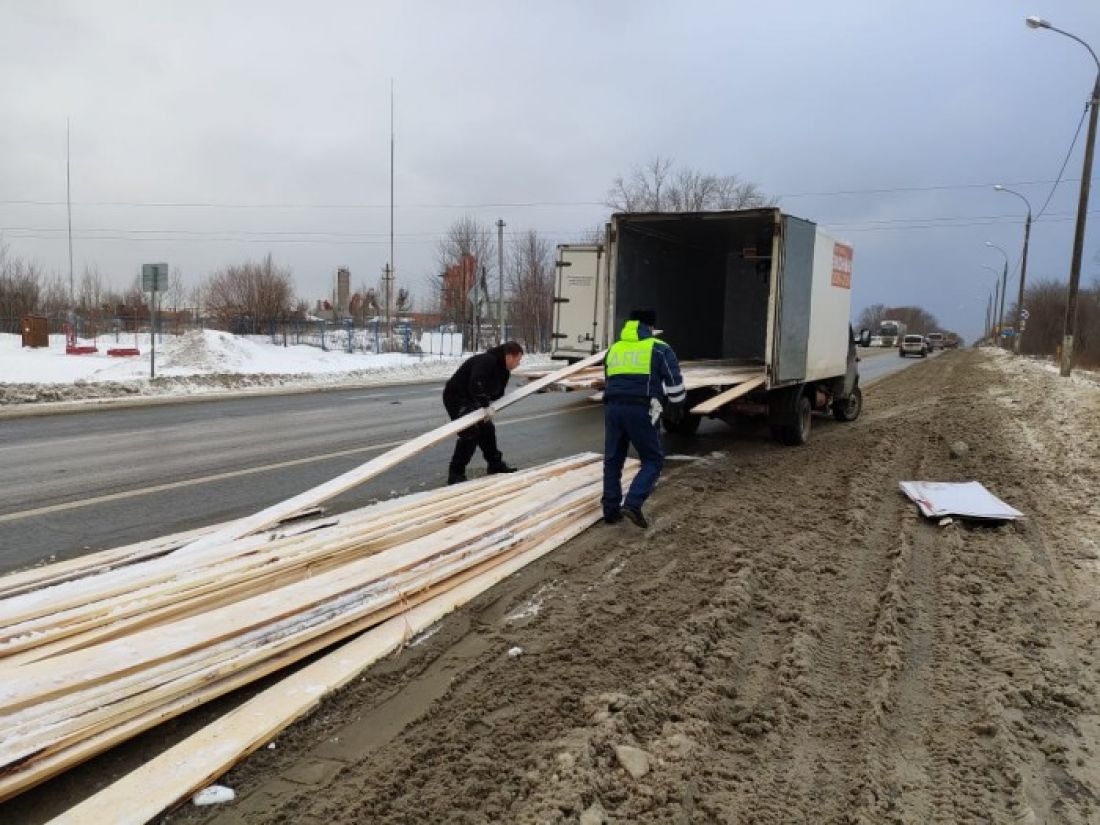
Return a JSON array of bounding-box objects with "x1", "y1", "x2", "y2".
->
[
  {"x1": 0, "y1": 243, "x2": 43, "y2": 329},
  {"x1": 77, "y1": 264, "x2": 107, "y2": 313},
  {"x1": 203, "y1": 253, "x2": 295, "y2": 333},
  {"x1": 39, "y1": 273, "x2": 71, "y2": 318},
  {"x1": 879, "y1": 306, "x2": 942, "y2": 335},
  {"x1": 607, "y1": 156, "x2": 772, "y2": 212},
  {"x1": 856, "y1": 303, "x2": 889, "y2": 331},
  {"x1": 508, "y1": 229, "x2": 555, "y2": 352},
  {"x1": 164, "y1": 265, "x2": 186, "y2": 313},
  {"x1": 436, "y1": 216, "x2": 496, "y2": 342},
  {"x1": 1015, "y1": 278, "x2": 1100, "y2": 365},
  {"x1": 608, "y1": 156, "x2": 674, "y2": 212}
]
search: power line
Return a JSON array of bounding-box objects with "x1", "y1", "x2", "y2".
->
[
  {"x1": 0, "y1": 176, "x2": 1096, "y2": 211},
  {"x1": 1035, "y1": 106, "x2": 1089, "y2": 219},
  {"x1": 0, "y1": 199, "x2": 609, "y2": 210}
]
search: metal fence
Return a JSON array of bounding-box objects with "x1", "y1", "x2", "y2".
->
[{"x1": 3, "y1": 314, "x2": 472, "y2": 359}]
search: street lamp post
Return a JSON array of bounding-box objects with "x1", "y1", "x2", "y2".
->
[
  {"x1": 993, "y1": 185, "x2": 1033, "y2": 354},
  {"x1": 982, "y1": 265, "x2": 1002, "y2": 344},
  {"x1": 1027, "y1": 16, "x2": 1100, "y2": 376},
  {"x1": 985, "y1": 243, "x2": 1010, "y2": 347}
]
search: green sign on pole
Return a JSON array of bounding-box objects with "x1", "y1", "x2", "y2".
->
[{"x1": 142, "y1": 263, "x2": 168, "y2": 378}]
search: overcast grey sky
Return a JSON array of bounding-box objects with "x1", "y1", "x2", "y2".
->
[{"x1": 2, "y1": 0, "x2": 1098, "y2": 342}]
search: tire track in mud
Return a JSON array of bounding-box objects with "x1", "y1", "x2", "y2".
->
[{"x1": 162, "y1": 350, "x2": 1098, "y2": 825}]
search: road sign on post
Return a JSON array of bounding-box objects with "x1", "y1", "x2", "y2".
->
[{"x1": 142, "y1": 263, "x2": 169, "y2": 378}]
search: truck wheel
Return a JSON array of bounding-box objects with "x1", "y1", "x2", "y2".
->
[
  {"x1": 833, "y1": 385, "x2": 863, "y2": 422},
  {"x1": 768, "y1": 386, "x2": 811, "y2": 446},
  {"x1": 663, "y1": 413, "x2": 702, "y2": 435}
]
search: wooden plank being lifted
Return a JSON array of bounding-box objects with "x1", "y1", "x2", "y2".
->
[
  {"x1": 177, "y1": 349, "x2": 607, "y2": 555},
  {"x1": 690, "y1": 376, "x2": 767, "y2": 415}
]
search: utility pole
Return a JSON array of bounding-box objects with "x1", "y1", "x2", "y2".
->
[
  {"x1": 1014, "y1": 210, "x2": 1032, "y2": 354},
  {"x1": 985, "y1": 294, "x2": 992, "y2": 341},
  {"x1": 992, "y1": 277, "x2": 1000, "y2": 340},
  {"x1": 66, "y1": 118, "x2": 74, "y2": 309},
  {"x1": 496, "y1": 219, "x2": 505, "y2": 344},
  {"x1": 1062, "y1": 73, "x2": 1098, "y2": 374},
  {"x1": 985, "y1": 243, "x2": 1009, "y2": 348},
  {"x1": 473, "y1": 264, "x2": 483, "y2": 351},
  {"x1": 1026, "y1": 17, "x2": 1100, "y2": 376},
  {"x1": 382, "y1": 264, "x2": 393, "y2": 330},
  {"x1": 999, "y1": 258, "x2": 1008, "y2": 349},
  {"x1": 994, "y1": 185, "x2": 1033, "y2": 355},
  {"x1": 388, "y1": 79, "x2": 395, "y2": 339}
]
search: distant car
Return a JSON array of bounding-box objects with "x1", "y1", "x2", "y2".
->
[
  {"x1": 899, "y1": 334, "x2": 929, "y2": 358},
  {"x1": 926, "y1": 332, "x2": 945, "y2": 350}
]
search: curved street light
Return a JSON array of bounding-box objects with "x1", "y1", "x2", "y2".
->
[
  {"x1": 985, "y1": 242, "x2": 1010, "y2": 347},
  {"x1": 982, "y1": 265, "x2": 1002, "y2": 343},
  {"x1": 994, "y1": 186, "x2": 1033, "y2": 354},
  {"x1": 1026, "y1": 15, "x2": 1100, "y2": 376}
]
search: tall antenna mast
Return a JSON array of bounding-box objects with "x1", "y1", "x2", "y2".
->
[
  {"x1": 388, "y1": 78, "x2": 395, "y2": 326},
  {"x1": 66, "y1": 118, "x2": 74, "y2": 307}
]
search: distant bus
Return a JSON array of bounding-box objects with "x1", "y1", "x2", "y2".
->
[{"x1": 871, "y1": 319, "x2": 906, "y2": 347}]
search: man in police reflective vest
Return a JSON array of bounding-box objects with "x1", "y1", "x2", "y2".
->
[{"x1": 602, "y1": 309, "x2": 686, "y2": 528}]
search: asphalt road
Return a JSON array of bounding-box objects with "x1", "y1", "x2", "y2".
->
[{"x1": 0, "y1": 348, "x2": 938, "y2": 574}]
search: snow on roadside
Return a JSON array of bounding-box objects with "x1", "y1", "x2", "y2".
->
[
  {"x1": 0, "y1": 331, "x2": 553, "y2": 407},
  {"x1": 983, "y1": 346, "x2": 1100, "y2": 391}
]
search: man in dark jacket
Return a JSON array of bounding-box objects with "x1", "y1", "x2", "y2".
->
[
  {"x1": 443, "y1": 341, "x2": 524, "y2": 484},
  {"x1": 602, "y1": 310, "x2": 685, "y2": 528}
]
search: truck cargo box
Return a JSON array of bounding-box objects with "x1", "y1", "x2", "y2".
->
[{"x1": 608, "y1": 208, "x2": 853, "y2": 388}]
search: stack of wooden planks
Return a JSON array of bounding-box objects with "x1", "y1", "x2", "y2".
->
[
  {"x1": 0, "y1": 351, "x2": 620, "y2": 819},
  {"x1": 0, "y1": 453, "x2": 632, "y2": 811}
]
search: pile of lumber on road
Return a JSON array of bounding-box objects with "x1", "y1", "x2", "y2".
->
[{"x1": 0, "y1": 452, "x2": 631, "y2": 807}]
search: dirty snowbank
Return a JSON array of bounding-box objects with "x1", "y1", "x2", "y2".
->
[{"x1": 0, "y1": 331, "x2": 552, "y2": 408}]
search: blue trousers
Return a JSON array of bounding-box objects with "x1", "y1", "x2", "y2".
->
[{"x1": 602, "y1": 402, "x2": 664, "y2": 516}]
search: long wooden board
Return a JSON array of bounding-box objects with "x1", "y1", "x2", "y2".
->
[
  {"x1": 2, "y1": 489, "x2": 601, "y2": 771},
  {"x1": 176, "y1": 350, "x2": 607, "y2": 555},
  {"x1": 0, "y1": 469, "x2": 604, "y2": 721},
  {"x1": 690, "y1": 375, "x2": 767, "y2": 414},
  {"x1": 0, "y1": 456, "x2": 601, "y2": 659},
  {"x1": 4, "y1": 499, "x2": 606, "y2": 805},
  {"x1": 2, "y1": 463, "x2": 635, "y2": 802},
  {"x1": 45, "y1": 508, "x2": 603, "y2": 825},
  {"x1": 518, "y1": 360, "x2": 763, "y2": 393}
]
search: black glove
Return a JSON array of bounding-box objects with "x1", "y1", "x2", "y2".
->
[{"x1": 665, "y1": 401, "x2": 686, "y2": 424}]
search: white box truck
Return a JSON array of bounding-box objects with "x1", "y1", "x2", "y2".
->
[
  {"x1": 550, "y1": 244, "x2": 609, "y2": 362},
  {"x1": 548, "y1": 208, "x2": 869, "y2": 445}
]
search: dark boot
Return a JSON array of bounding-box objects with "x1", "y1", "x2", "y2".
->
[
  {"x1": 447, "y1": 464, "x2": 468, "y2": 485},
  {"x1": 622, "y1": 505, "x2": 648, "y2": 529},
  {"x1": 487, "y1": 460, "x2": 518, "y2": 475}
]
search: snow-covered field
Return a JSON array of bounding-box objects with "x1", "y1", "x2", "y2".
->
[{"x1": 0, "y1": 331, "x2": 550, "y2": 409}]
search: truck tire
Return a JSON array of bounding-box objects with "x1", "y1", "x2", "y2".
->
[
  {"x1": 663, "y1": 413, "x2": 702, "y2": 436},
  {"x1": 833, "y1": 385, "x2": 863, "y2": 422},
  {"x1": 768, "y1": 386, "x2": 811, "y2": 446}
]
